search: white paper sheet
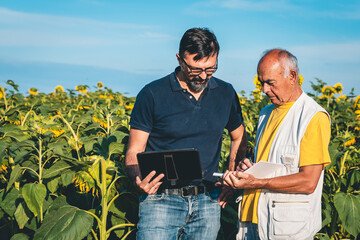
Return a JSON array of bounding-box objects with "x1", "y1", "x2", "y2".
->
[{"x1": 244, "y1": 161, "x2": 284, "y2": 179}]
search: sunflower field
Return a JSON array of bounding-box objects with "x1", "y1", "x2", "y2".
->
[{"x1": 0, "y1": 78, "x2": 359, "y2": 240}]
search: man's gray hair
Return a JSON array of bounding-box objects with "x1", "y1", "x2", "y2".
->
[{"x1": 262, "y1": 49, "x2": 299, "y2": 77}]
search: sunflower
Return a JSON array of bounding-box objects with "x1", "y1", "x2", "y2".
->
[
  {"x1": 321, "y1": 86, "x2": 334, "y2": 98},
  {"x1": 55, "y1": 85, "x2": 64, "y2": 94},
  {"x1": 79, "y1": 105, "x2": 91, "y2": 110},
  {"x1": 253, "y1": 75, "x2": 262, "y2": 91},
  {"x1": 75, "y1": 85, "x2": 87, "y2": 94},
  {"x1": 0, "y1": 164, "x2": 8, "y2": 173},
  {"x1": 354, "y1": 95, "x2": 360, "y2": 109},
  {"x1": 298, "y1": 74, "x2": 304, "y2": 86},
  {"x1": 237, "y1": 94, "x2": 246, "y2": 105},
  {"x1": 92, "y1": 115, "x2": 108, "y2": 128},
  {"x1": 9, "y1": 120, "x2": 21, "y2": 125},
  {"x1": 0, "y1": 86, "x2": 4, "y2": 99},
  {"x1": 344, "y1": 137, "x2": 356, "y2": 147},
  {"x1": 97, "y1": 82, "x2": 104, "y2": 89},
  {"x1": 73, "y1": 155, "x2": 115, "y2": 195},
  {"x1": 29, "y1": 88, "x2": 38, "y2": 95},
  {"x1": 336, "y1": 95, "x2": 347, "y2": 102},
  {"x1": 49, "y1": 129, "x2": 65, "y2": 138},
  {"x1": 124, "y1": 102, "x2": 134, "y2": 111},
  {"x1": 333, "y1": 83, "x2": 343, "y2": 94}
]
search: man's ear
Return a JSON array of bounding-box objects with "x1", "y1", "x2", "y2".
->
[
  {"x1": 176, "y1": 53, "x2": 181, "y2": 65},
  {"x1": 289, "y1": 70, "x2": 298, "y2": 85}
]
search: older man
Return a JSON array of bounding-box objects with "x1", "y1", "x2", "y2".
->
[{"x1": 223, "y1": 49, "x2": 331, "y2": 240}]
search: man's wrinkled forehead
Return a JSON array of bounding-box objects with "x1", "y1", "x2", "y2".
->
[{"x1": 257, "y1": 58, "x2": 282, "y2": 75}]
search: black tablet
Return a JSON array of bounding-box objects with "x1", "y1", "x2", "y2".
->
[{"x1": 137, "y1": 149, "x2": 203, "y2": 182}]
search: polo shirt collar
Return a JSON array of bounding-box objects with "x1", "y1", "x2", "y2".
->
[{"x1": 170, "y1": 66, "x2": 218, "y2": 92}]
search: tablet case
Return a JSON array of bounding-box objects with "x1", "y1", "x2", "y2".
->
[{"x1": 137, "y1": 149, "x2": 203, "y2": 183}]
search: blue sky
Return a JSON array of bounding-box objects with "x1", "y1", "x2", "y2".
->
[{"x1": 0, "y1": 0, "x2": 359, "y2": 97}]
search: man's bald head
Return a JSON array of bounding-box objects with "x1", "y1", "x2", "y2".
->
[{"x1": 258, "y1": 49, "x2": 299, "y2": 78}]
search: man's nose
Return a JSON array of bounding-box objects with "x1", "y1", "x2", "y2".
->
[
  {"x1": 199, "y1": 71, "x2": 207, "y2": 80},
  {"x1": 262, "y1": 83, "x2": 269, "y2": 94}
]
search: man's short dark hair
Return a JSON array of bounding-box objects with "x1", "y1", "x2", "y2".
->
[{"x1": 179, "y1": 28, "x2": 220, "y2": 61}]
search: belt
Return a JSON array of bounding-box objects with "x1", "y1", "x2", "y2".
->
[{"x1": 158, "y1": 185, "x2": 206, "y2": 197}]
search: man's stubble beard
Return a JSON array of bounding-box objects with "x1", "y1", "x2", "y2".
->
[{"x1": 185, "y1": 75, "x2": 209, "y2": 93}]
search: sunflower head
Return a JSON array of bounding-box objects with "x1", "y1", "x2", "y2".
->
[
  {"x1": 321, "y1": 86, "x2": 335, "y2": 97},
  {"x1": 333, "y1": 83, "x2": 343, "y2": 94},
  {"x1": 354, "y1": 95, "x2": 360, "y2": 109},
  {"x1": 336, "y1": 95, "x2": 347, "y2": 102},
  {"x1": 344, "y1": 137, "x2": 356, "y2": 147},
  {"x1": 29, "y1": 88, "x2": 38, "y2": 95},
  {"x1": 298, "y1": 74, "x2": 304, "y2": 86},
  {"x1": 253, "y1": 75, "x2": 262, "y2": 91},
  {"x1": 75, "y1": 85, "x2": 88, "y2": 94},
  {"x1": 124, "y1": 102, "x2": 134, "y2": 111},
  {"x1": 318, "y1": 95, "x2": 327, "y2": 100},
  {"x1": 355, "y1": 110, "x2": 360, "y2": 117},
  {"x1": 0, "y1": 86, "x2": 4, "y2": 99},
  {"x1": 97, "y1": 82, "x2": 104, "y2": 89},
  {"x1": 55, "y1": 85, "x2": 64, "y2": 94}
]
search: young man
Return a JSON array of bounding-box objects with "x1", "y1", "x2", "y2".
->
[
  {"x1": 222, "y1": 49, "x2": 331, "y2": 240},
  {"x1": 125, "y1": 27, "x2": 247, "y2": 240}
]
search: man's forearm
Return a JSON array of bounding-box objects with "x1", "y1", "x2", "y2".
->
[
  {"x1": 125, "y1": 151, "x2": 142, "y2": 184},
  {"x1": 229, "y1": 125, "x2": 248, "y2": 171},
  {"x1": 231, "y1": 165, "x2": 324, "y2": 194}
]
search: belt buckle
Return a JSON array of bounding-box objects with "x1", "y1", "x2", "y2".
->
[{"x1": 181, "y1": 186, "x2": 197, "y2": 197}]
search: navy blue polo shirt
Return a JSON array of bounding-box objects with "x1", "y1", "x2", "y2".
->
[{"x1": 130, "y1": 67, "x2": 243, "y2": 182}]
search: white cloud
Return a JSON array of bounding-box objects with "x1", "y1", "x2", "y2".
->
[
  {"x1": 0, "y1": 7, "x2": 155, "y2": 47},
  {"x1": 0, "y1": 7, "x2": 178, "y2": 75},
  {"x1": 140, "y1": 31, "x2": 177, "y2": 40}
]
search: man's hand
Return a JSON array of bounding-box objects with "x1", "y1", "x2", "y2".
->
[
  {"x1": 236, "y1": 158, "x2": 254, "y2": 172},
  {"x1": 135, "y1": 171, "x2": 165, "y2": 194},
  {"x1": 223, "y1": 171, "x2": 256, "y2": 189},
  {"x1": 217, "y1": 185, "x2": 234, "y2": 208}
]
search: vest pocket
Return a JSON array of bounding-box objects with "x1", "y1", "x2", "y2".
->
[{"x1": 270, "y1": 200, "x2": 310, "y2": 238}]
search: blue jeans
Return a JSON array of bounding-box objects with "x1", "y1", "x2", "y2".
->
[{"x1": 136, "y1": 190, "x2": 220, "y2": 240}]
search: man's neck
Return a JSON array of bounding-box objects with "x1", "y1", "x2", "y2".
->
[
  {"x1": 276, "y1": 88, "x2": 303, "y2": 106},
  {"x1": 176, "y1": 70, "x2": 204, "y2": 100}
]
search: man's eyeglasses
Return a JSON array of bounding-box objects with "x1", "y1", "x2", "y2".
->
[{"x1": 180, "y1": 57, "x2": 218, "y2": 76}]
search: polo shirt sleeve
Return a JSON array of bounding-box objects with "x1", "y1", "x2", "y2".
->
[
  {"x1": 299, "y1": 111, "x2": 331, "y2": 167},
  {"x1": 129, "y1": 86, "x2": 154, "y2": 133},
  {"x1": 225, "y1": 90, "x2": 244, "y2": 132}
]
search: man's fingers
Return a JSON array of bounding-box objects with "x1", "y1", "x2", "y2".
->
[
  {"x1": 135, "y1": 176, "x2": 142, "y2": 186},
  {"x1": 141, "y1": 171, "x2": 157, "y2": 185},
  {"x1": 243, "y1": 158, "x2": 254, "y2": 168},
  {"x1": 153, "y1": 173, "x2": 165, "y2": 183},
  {"x1": 147, "y1": 181, "x2": 163, "y2": 195},
  {"x1": 223, "y1": 172, "x2": 236, "y2": 187},
  {"x1": 137, "y1": 171, "x2": 165, "y2": 194},
  {"x1": 229, "y1": 173, "x2": 239, "y2": 187},
  {"x1": 146, "y1": 174, "x2": 164, "y2": 192},
  {"x1": 218, "y1": 187, "x2": 234, "y2": 208},
  {"x1": 238, "y1": 158, "x2": 254, "y2": 172},
  {"x1": 214, "y1": 181, "x2": 222, "y2": 187}
]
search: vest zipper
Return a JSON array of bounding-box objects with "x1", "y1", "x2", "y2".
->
[{"x1": 272, "y1": 200, "x2": 309, "y2": 208}]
